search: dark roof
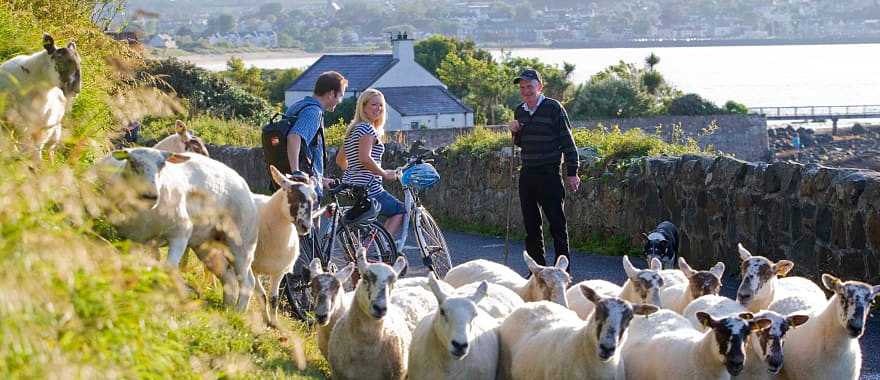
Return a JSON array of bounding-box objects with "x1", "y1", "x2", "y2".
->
[
  {"x1": 286, "y1": 54, "x2": 397, "y2": 92},
  {"x1": 378, "y1": 86, "x2": 474, "y2": 116}
]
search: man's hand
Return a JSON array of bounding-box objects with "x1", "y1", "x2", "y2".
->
[
  {"x1": 508, "y1": 120, "x2": 521, "y2": 133},
  {"x1": 321, "y1": 177, "x2": 336, "y2": 189},
  {"x1": 566, "y1": 176, "x2": 581, "y2": 192}
]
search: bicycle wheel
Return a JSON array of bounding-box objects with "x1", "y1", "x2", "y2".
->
[
  {"x1": 330, "y1": 220, "x2": 400, "y2": 275},
  {"x1": 414, "y1": 208, "x2": 452, "y2": 277},
  {"x1": 278, "y1": 234, "x2": 319, "y2": 323}
]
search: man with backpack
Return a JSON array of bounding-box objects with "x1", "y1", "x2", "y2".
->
[{"x1": 284, "y1": 71, "x2": 348, "y2": 196}]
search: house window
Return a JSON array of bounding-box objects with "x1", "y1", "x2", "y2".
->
[
  {"x1": 410, "y1": 121, "x2": 419, "y2": 129},
  {"x1": 451, "y1": 117, "x2": 455, "y2": 122}
]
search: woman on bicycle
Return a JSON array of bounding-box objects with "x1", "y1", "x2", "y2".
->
[{"x1": 335, "y1": 88, "x2": 406, "y2": 246}]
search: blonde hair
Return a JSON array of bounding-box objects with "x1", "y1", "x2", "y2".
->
[{"x1": 345, "y1": 88, "x2": 386, "y2": 138}]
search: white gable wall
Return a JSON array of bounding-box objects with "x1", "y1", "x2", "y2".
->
[
  {"x1": 284, "y1": 90, "x2": 358, "y2": 109},
  {"x1": 371, "y1": 61, "x2": 445, "y2": 88},
  {"x1": 391, "y1": 112, "x2": 472, "y2": 131}
]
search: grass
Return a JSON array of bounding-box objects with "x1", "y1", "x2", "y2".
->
[{"x1": 139, "y1": 115, "x2": 262, "y2": 147}]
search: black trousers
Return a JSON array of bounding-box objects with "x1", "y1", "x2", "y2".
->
[{"x1": 519, "y1": 169, "x2": 570, "y2": 269}]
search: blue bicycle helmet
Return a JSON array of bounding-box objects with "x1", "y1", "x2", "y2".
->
[{"x1": 401, "y1": 163, "x2": 440, "y2": 190}]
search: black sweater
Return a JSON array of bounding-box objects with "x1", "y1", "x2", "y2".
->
[{"x1": 513, "y1": 97, "x2": 580, "y2": 177}]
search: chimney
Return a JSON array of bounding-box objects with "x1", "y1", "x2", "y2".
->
[{"x1": 391, "y1": 31, "x2": 414, "y2": 62}]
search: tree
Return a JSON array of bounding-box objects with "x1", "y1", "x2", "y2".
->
[
  {"x1": 503, "y1": 57, "x2": 576, "y2": 106},
  {"x1": 724, "y1": 100, "x2": 749, "y2": 114},
  {"x1": 323, "y1": 97, "x2": 357, "y2": 126},
  {"x1": 641, "y1": 70, "x2": 664, "y2": 96},
  {"x1": 665, "y1": 93, "x2": 721, "y2": 116},
  {"x1": 258, "y1": 2, "x2": 283, "y2": 16},
  {"x1": 645, "y1": 52, "x2": 660, "y2": 70},
  {"x1": 207, "y1": 14, "x2": 236, "y2": 35},
  {"x1": 262, "y1": 67, "x2": 304, "y2": 107},
  {"x1": 570, "y1": 78, "x2": 653, "y2": 119},
  {"x1": 224, "y1": 57, "x2": 265, "y2": 98},
  {"x1": 415, "y1": 35, "x2": 493, "y2": 76},
  {"x1": 437, "y1": 52, "x2": 514, "y2": 125}
]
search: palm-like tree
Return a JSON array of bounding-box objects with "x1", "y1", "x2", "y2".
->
[{"x1": 645, "y1": 52, "x2": 660, "y2": 71}]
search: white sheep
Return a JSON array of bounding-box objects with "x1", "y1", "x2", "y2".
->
[
  {"x1": 498, "y1": 285, "x2": 658, "y2": 380},
  {"x1": 0, "y1": 34, "x2": 80, "y2": 160},
  {"x1": 106, "y1": 147, "x2": 258, "y2": 311},
  {"x1": 622, "y1": 308, "x2": 770, "y2": 380},
  {"x1": 249, "y1": 165, "x2": 324, "y2": 326},
  {"x1": 390, "y1": 281, "x2": 439, "y2": 333},
  {"x1": 444, "y1": 251, "x2": 571, "y2": 306},
  {"x1": 683, "y1": 295, "x2": 810, "y2": 378},
  {"x1": 308, "y1": 258, "x2": 355, "y2": 359},
  {"x1": 659, "y1": 257, "x2": 725, "y2": 313},
  {"x1": 735, "y1": 243, "x2": 827, "y2": 312},
  {"x1": 327, "y1": 248, "x2": 411, "y2": 380},
  {"x1": 408, "y1": 276, "x2": 500, "y2": 380},
  {"x1": 396, "y1": 274, "x2": 523, "y2": 320},
  {"x1": 152, "y1": 120, "x2": 209, "y2": 156},
  {"x1": 567, "y1": 256, "x2": 665, "y2": 319},
  {"x1": 770, "y1": 274, "x2": 879, "y2": 380}
]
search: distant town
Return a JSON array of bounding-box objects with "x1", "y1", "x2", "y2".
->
[{"x1": 111, "y1": 0, "x2": 880, "y2": 52}]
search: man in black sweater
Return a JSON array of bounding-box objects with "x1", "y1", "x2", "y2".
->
[{"x1": 508, "y1": 68, "x2": 580, "y2": 271}]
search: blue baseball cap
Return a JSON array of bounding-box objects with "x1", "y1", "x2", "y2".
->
[{"x1": 513, "y1": 68, "x2": 542, "y2": 84}]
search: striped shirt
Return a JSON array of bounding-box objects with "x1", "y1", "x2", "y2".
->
[{"x1": 342, "y1": 123, "x2": 385, "y2": 196}]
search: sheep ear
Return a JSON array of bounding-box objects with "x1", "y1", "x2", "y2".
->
[
  {"x1": 555, "y1": 255, "x2": 569, "y2": 271},
  {"x1": 649, "y1": 257, "x2": 662, "y2": 271},
  {"x1": 579, "y1": 284, "x2": 601, "y2": 305},
  {"x1": 622, "y1": 256, "x2": 639, "y2": 280},
  {"x1": 309, "y1": 258, "x2": 323, "y2": 278},
  {"x1": 471, "y1": 281, "x2": 488, "y2": 304},
  {"x1": 523, "y1": 251, "x2": 541, "y2": 275},
  {"x1": 737, "y1": 243, "x2": 752, "y2": 261},
  {"x1": 821, "y1": 273, "x2": 843, "y2": 293},
  {"x1": 175, "y1": 120, "x2": 188, "y2": 136},
  {"x1": 633, "y1": 304, "x2": 659, "y2": 316},
  {"x1": 678, "y1": 257, "x2": 695, "y2": 278},
  {"x1": 356, "y1": 247, "x2": 368, "y2": 273},
  {"x1": 428, "y1": 273, "x2": 448, "y2": 304},
  {"x1": 774, "y1": 260, "x2": 794, "y2": 277},
  {"x1": 751, "y1": 318, "x2": 773, "y2": 331},
  {"x1": 709, "y1": 262, "x2": 725, "y2": 279},
  {"x1": 335, "y1": 263, "x2": 355, "y2": 285},
  {"x1": 43, "y1": 33, "x2": 55, "y2": 54},
  {"x1": 696, "y1": 312, "x2": 715, "y2": 328},
  {"x1": 269, "y1": 165, "x2": 291, "y2": 189},
  {"x1": 164, "y1": 152, "x2": 190, "y2": 164},
  {"x1": 111, "y1": 150, "x2": 129, "y2": 160},
  {"x1": 392, "y1": 256, "x2": 407, "y2": 276},
  {"x1": 787, "y1": 314, "x2": 810, "y2": 328}
]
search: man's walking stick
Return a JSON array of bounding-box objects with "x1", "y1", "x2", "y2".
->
[{"x1": 504, "y1": 134, "x2": 515, "y2": 266}]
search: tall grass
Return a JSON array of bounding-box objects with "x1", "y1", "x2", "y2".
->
[{"x1": 139, "y1": 116, "x2": 262, "y2": 147}]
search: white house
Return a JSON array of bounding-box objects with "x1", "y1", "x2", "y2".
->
[
  {"x1": 284, "y1": 33, "x2": 475, "y2": 131},
  {"x1": 147, "y1": 33, "x2": 177, "y2": 49}
]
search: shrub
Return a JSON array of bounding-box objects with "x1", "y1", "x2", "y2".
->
[
  {"x1": 139, "y1": 116, "x2": 261, "y2": 147},
  {"x1": 724, "y1": 100, "x2": 749, "y2": 114},
  {"x1": 665, "y1": 93, "x2": 721, "y2": 116},
  {"x1": 570, "y1": 78, "x2": 653, "y2": 119},
  {"x1": 447, "y1": 126, "x2": 511, "y2": 157},
  {"x1": 572, "y1": 125, "x2": 703, "y2": 164}
]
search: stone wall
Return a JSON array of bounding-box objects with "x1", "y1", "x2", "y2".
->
[{"x1": 206, "y1": 144, "x2": 273, "y2": 193}]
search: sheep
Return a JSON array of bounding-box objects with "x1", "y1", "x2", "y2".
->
[
  {"x1": 407, "y1": 275, "x2": 500, "y2": 380},
  {"x1": 735, "y1": 243, "x2": 827, "y2": 312},
  {"x1": 659, "y1": 257, "x2": 725, "y2": 313},
  {"x1": 249, "y1": 165, "x2": 323, "y2": 326},
  {"x1": 444, "y1": 251, "x2": 571, "y2": 306},
  {"x1": 390, "y1": 281, "x2": 439, "y2": 333},
  {"x1": 622, "y1": 309, "x2": 771, "y2": 380},
  {"x1": 683, "y1": 295, "x2": 810, "y2": 378},
  {"x1": 0, "y1": 33, "x2": 80, "y2": 160},
  {"x1": 152, "y1": 120, "x2": 209, "y2": 156},
  {"x1": 769, "y1": 274, "x2": 879, "y2": 380},
  {"x1": 327, "y1": 248, "x2": 411, "y2": 380},
  {"x1": 567, "y1": 256, "x2": 665, "y2": 319},
  {"x1": 105, "y1": 147, "x2": 258, "y2": 311},
  {"x1": 308, "y1": 258, "x2": 355, "y2": 359},
  {"x1": 498, "y1": 285, "x2": 658, "y2": 380}
]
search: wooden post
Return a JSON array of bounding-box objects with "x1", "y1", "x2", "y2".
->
[{"x1": 832, "y1": 118, "x2": 839, "y2": 136}]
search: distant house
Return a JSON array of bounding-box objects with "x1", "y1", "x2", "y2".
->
[
  {"x1": 147, "y1": 33, "x2": 177, "y2": 49},
  {"x1": 285, "y1": 33, "x2": 474, "y2": 131}
]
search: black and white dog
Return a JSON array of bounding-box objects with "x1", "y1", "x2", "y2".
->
[{"x1": 642, "y1": 221, "x2": 679, "y2": 269}]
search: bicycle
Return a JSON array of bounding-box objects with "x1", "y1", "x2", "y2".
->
[
  {"x1": 396, "y1": 151, "x2": 453, "y2": 277},
  {"x1": 278, "y1": 181, "x2": 400, "y2": 323}
]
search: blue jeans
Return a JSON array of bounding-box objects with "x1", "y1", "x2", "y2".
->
[{"x1": 374, "y1": 190, "x2": 406, "y2": 217}]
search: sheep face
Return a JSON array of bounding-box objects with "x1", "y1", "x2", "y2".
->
[
  {"x1": 697, "y1": 312, "x2": 771, "y2": 377},
  {"x1": 679, "y1": 258, "x2": 724, "y2": 300},
  {"x1": 310, "y1": 259, "x2": 354, "y2": 325},
  {"x1": 751, "y1": 310, "x2": 809, "y2": 374},
  {"x1": 111, "y1": 148, "x2": 190, "y2": 203},
  {"x1": 735, "y1": 243, "x2": 793, "y2": 307},
  {"x1": 269, "y1": 165, "x2": 318, "y2": 236},
  {"x1": 623, "y1": 256, "x2": 664, "y2": 306},
  {"x1": 43, "y1": 34, "x2": 81, "y2": 97},
  {"x1": 428, "y1": 276, "x2": 487, "y2": 359},
  {"x1": 174, "y1": 120, "x2": 209, "y2": 156},
  {"x1": 822, "y1": 274, "x2": 880, "y2": 338},
  {"x1": 523, "y1": 252, "x2": 571, "y2": 305},
  {"x1": 580, "y1": 284, "x2": 658, "y2": 361},
  {"x1": 355, "y1": 248, "x2": 407, "y2": 319}
]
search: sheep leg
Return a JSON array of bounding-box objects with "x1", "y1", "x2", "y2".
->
[
  {"x1": 267, "y1": 274, "x2": 285, "y2": 327},
  {"x1": 166, "y1": 231, "x2": 192, "y2": 268},
  {"x1": 231, "y1": 243, "x2": 257, "y2": 312},
  {"x1": 253, "y1": 275, "x2": 273, "y2": 327}
]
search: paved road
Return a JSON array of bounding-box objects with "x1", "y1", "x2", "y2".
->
[{"x1": 399, "y1": 230, "x2": 880, "y2": 380}]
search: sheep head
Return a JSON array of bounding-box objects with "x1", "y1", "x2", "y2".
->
[
  {"x1": 110, "y1": 147, "x2": 190, "y2": 205},
  {"x1": 355, "y1": 247, "x2": 407, "y2": 319},
  {"x1": 697, "y1": 311, "x2": 771, "y2": 376},
  {"x1": 580, "y1": 284, "x2": 658, "y2": 361},
  {"x1": 750, "y1": 310, "x2": 809, "y2": 374},
  {"x1": 270, "y1": 165, "x2": 318, "y2": 236},
  {"x1": 309, "y1": 258, "x2": 355, "y2": 326},
  {"x1": 622, "y1": 255, "x2": 664, "y2": 306},
  {"x1": 523, "y1": 251, "x2": 571, "y2": 306},
  {"x1": 428, "y1": 274, "x2": 486, "y2": 360},
  {"x1": 174, "y1": 120, "x2": 210, "y2": 156},
  {"x1": 822, "y1": 273, "x2": 879, "y2": 338},
  {"x1": 679, "y1": 257, "x2": 724, "y2": 300},
  {"x1": 43, "y1": 33, "x2": 81, "y2": 97},
  {"x1": 735, "y1": 243, "x2": 793, "y2": 307}
]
